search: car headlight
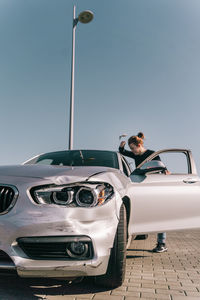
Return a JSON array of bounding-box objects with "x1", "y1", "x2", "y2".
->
[{"x1": 31, "y1": 182, "x2": 114, "y2": 207}]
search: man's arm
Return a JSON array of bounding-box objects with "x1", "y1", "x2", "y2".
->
[{"x1": 118, "y1": 141, "x2": 136, "y2": 159}]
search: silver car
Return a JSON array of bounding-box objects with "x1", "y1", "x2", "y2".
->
[{"x1": 0, "y1": 149, "x2": 199, "y2": 288}]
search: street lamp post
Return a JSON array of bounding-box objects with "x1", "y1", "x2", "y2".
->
[{"x1": 68, "y1": 6, "x2": 94, "y2": 150}]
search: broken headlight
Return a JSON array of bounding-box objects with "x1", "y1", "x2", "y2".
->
[{"x1": 31, "y1": 182, "x2": 114, "y2": 207}]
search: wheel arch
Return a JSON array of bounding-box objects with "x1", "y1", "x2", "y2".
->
[{"x1": 122, "y1": 196, "x2": 131, "y2": 233}]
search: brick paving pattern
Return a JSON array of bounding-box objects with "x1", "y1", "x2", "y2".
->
[{"x1": 0, "y1": 229, "x2": 199, "y2": 299}]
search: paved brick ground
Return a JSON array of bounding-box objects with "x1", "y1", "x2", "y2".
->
[{"x1": 0, "y1": 229, "x2": 199, "y2": 299}]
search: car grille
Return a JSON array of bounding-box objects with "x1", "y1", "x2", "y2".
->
[
  {"x1": 17, "y1": 236, "x2": 94, "y2": 260},
  {"x1": 0, "y1": 250, "x2": 17, "y2": 275},
  {"x1": 0, "y1": 185, "x2": 18, "y2": 214},
  {"x1": 0, "y1": 250, "x2": 13, "y2": 262}
]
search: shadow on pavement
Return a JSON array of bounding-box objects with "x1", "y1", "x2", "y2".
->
[
  {"x1": 0, "y1": 274, "x2": 109, "y2": 299},
  {"x1": 126, "y1": 255, "x2": 148, "y2": 259},
  {"x1": 126, "y1": 248, "x2": 152, "y2": 258},
  {"x1": 127, "y1": 248, "x2": 154, "y2": 253}
]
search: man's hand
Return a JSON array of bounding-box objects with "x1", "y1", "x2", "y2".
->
[
  {"x1": 164, "y1": 170, "x2": 171, "y2": 175},
  {"x1": 120, "y1": 141, "x2": 126, "y2": 148}
]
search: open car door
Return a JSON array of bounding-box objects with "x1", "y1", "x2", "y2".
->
[{"x1": 127, "y1": 149, "x2": 200, "y2": 235}]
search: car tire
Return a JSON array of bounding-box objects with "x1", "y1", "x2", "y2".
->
[{"x1": 95, "y1": 204, "x2": 127, "y2": 288}]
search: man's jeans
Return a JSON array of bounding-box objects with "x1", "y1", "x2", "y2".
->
[{"x1": 157, "y1": 232, "x2": 166, "y2": 244}]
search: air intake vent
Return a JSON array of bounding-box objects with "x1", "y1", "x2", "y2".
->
[
  {"x1": 0, "y1": 185, "x2": 18, "y2": 214},
  {"x1": 17, "y1": 236, "x2": 93, "y2": 260}
]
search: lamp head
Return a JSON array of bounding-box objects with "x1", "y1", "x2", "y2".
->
[{"x1": 78, "y1": 10, "x2": 94, "y2": 24}]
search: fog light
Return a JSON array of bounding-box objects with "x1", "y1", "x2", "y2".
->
[
  {"x1": 70, "y1": 242, "x2": 88, "y2": 255},
  {"x1": 66, "y1": 242, "x2": 88, "y2": 258}
]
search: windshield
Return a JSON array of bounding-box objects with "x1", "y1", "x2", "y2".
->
[{"x1": 24, "y1": 150, "x2": 119, "y2": 169}]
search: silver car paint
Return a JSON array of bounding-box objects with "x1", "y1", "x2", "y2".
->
[
  {"x1": 1, "y1": 148, "x2": 200, "y2": 279},
  {"x1": 0, "y1": 165, "x2": 124, "y2": 278},
  {"x1": 128, "y1": 173, "x2": 200, "y2": 234},
  {"x1": 127, "y1": 148, "x2": 200, "y2": 235}
]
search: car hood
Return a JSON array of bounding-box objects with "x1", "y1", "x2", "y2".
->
[{"x1": 0, "y1": 164, "x2": 111, "y2": 183}]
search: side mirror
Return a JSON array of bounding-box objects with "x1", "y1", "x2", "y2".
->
[{"x1": 131, "y1": 161, "x2": 167, "y2": 175}]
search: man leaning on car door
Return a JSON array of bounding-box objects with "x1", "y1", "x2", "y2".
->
[{"x1": 119, "y1": 132, "x2": 168, "y2": 253}]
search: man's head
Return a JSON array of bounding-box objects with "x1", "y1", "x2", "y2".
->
[{"x1": 128, "y1": 132, "x2": 145, "y2": 155}]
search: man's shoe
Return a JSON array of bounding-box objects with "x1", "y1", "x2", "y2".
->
[{"x1": 153, "y1": 243, "x2": 168, "y2": 253}]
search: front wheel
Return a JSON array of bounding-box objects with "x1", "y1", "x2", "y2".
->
[{"x1": 95, "y1": 204, "x2": 127, "y2": 288}]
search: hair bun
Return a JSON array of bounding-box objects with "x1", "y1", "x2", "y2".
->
[{"x1": 137, "y1": 132, "x2": 145, "y2": 139}]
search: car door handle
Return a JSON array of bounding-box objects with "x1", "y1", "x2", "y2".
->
[{"x1": 183, "y1": 179, "x2": 199, "y2": 184}]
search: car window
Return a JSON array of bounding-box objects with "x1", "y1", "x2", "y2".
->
[
  {"x1": 120, "y1": 157, "x2": 133, "y2": 176},
  {"x1": 122, "y1": 156, "x2": 135, "y2": 172},
  {"x1": 25, "y1": 150, "x2": 119, "y2": 169},
  {"x1": 121, "y1": 159, "x2": 129, "y2": 176},
  {"x1": 35, "y1": 159, "x2": 53, "y2": 165},
  {"x1": 159, "y1": 152, "x2": 189, "y2": 174}
]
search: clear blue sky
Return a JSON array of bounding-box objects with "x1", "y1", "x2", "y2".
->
[{"x1": 1, "y1": 0, "x2": 200, "y2": 170}]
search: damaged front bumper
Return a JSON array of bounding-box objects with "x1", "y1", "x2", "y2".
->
[{"x1": 0, "y1": 192, "x2": 121, "y2": 278}]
